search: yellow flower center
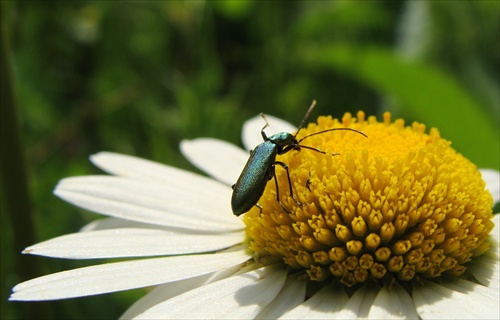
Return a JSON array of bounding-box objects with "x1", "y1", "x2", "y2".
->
[{"x1": 243, "y1": 111, "x2": 494, "y2": 286}]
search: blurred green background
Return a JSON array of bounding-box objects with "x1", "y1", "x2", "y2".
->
[{"x1": 1, "y1": 1, "x2": 498, "y2": 319}]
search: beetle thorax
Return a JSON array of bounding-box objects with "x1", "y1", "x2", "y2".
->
[{"x1": 268, "y1": 132, "x2": 297, "y2": 147}]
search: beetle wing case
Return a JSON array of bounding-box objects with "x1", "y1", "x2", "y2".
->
[{"x1": 231, "y1": 142, "x2": 277, "y2": 216}]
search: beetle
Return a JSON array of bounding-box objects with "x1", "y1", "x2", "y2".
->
[{"x1": 231, "y1": 101, "x2": 367, "y2": 216}]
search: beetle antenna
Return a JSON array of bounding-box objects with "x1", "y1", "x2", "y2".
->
[
  {"x1": 260, "y1": 113, "x2": 270, "y2": 127},
  {"x1": 298, "y1": 127, "x2": 367, "y2": 144},
  {"x1": 259, "y1": 113, "x2": 271, "y2": 140},
  {"x1": 295, "y1": 100, "x2": 317, "y2": 137}
]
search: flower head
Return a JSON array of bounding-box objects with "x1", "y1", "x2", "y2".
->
[
  {"x1": 244, "y1": 111, "x2": 494, "y2": 286},
  {"x1": 10, "y1": 111, "x2": 499, "y2": 319}
]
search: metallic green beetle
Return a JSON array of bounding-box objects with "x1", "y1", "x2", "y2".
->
[{"x1": 231, "y1": 101, "x2": 367, "y2": 216}]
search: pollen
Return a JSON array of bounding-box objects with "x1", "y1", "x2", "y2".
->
[{"x1": 243, "y1": 111, "x2": 494, "y2": 286}]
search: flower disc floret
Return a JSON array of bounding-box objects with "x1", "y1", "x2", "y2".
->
[{"x1": 243, "y1": 111, "x2": 494, "y2": 286}]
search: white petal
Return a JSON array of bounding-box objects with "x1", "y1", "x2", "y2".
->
[
  {"x1": 180, "y1": 138, "x2": 248, "y2": 186},
  {"x1": 121, "y1": 264, "x2": 244, "y2": 319},
  {"x1": 413, "y1": 279, "x2": 499, "y2": 319},
  {"x1": 279, "y1": 284, "x2": 348, "y2": 319},
  {"x1": 441, "y1": 277, "x2": 499, "y2": 303},
  {"x1": 368, "y1": 281, "x2": 419, "y2": 319},
  {"x1": 90, "y1": 152, "x2": 206, "y2": 184},
  {"x1": 468, "y1": 252, "x2": 500, "y2": 292},
  {"x1": 80, "y1": 217, "x2": 165, "y2": 232},
  {"x1": 9, "y1": 250, "x2": 250, "y2": 301},
  {"x1": 335, "y1": 284, "x2": 379, "y2": 318},
  {"x1": 473, "y1": 254, "x2": 500, "y2": 283},
  {"x1": 480, "y1": 169, "x2": 500, "y2": 204},
  {"x1": 54, "y1": 176, "x2": 244, "y2": 232},
  {"x1": 256, "y1": 275, "x2": 307, "y2": 319},
  {"x1": 492, "y1": 213, "x2": 500, "y2": 245},
  {"x1": 23, "y1": 228, "x2": 244, "y2": 259},
  {"x1": 79, "y1": 217, "x2": 221, "y2": 234},
  {"x1": 134, "y1": 266, "x2": 287, "y2": 319},
  {"x1": 469, "y1": 214, "x2": 500, "y2": 290},
  {"x1": 469, "y1": 214, "x2": 500, "y2": 286},
  {"x1": 121, "y1": 274, "x2": 213, "y2": 320},
  {"x1": 242, "y1": 114, "x2": 297, "y2": 151}
]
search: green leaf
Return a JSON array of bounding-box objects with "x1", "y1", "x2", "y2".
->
[{"x1": 304, "y1": 44, "x2": 499, "y2": 169}]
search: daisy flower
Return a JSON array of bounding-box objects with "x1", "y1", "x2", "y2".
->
[{"x1": 10, "y1": 111, "x2": 500, "y2": 319}]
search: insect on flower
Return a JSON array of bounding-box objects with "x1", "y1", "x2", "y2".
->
[{"x1": 231, "y1": 101, "x2": 367, "y2": 216}]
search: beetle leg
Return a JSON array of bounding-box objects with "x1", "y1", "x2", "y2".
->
[
  {"x1": 275, "y1": 161, "x2": 304, "y2": 209},
  {"x1": 272, "y1": 165, "x2": 290, "y2": 213},
  {"x1": 255, "y1": 203, "x2": 263, "y2": 214},
  {"x1": 267, "y1": 164, "x2": 290, "y2": 213},
  {"x1": 280, "y1": 144, "x2": 299, "y2": 154}
]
